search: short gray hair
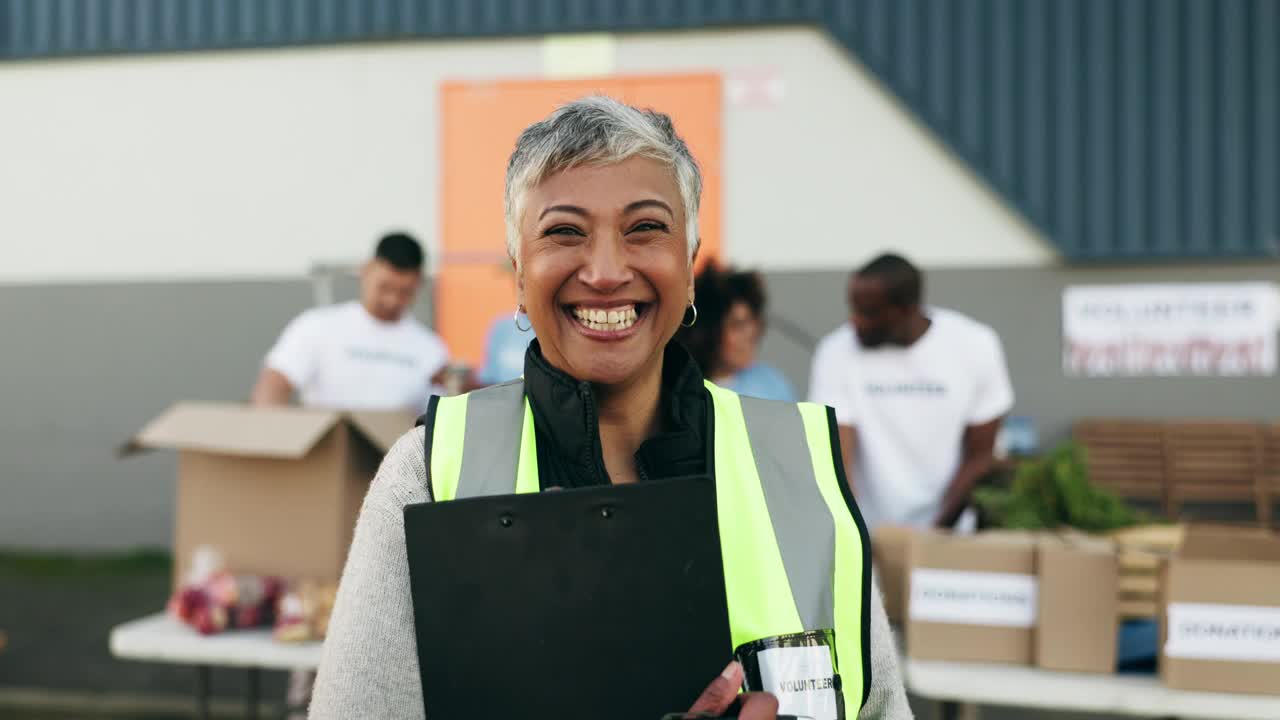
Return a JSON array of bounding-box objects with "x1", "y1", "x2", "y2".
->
[{"x1": 504, "y1": 95, "x2": 702, "y2": 263}]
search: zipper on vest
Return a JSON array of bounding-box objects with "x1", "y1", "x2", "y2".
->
[
  {"x1": 578, "y1": 380, "x2": 611, "y2": 484},
  {"x1": 576, "y1": 377, "x2": 652, "y2": 484}
]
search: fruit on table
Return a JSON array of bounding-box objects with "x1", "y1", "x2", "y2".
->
[
  {"x1": 192, "y1": 605, "x2": 229, "y2": 636},
  {"x1": 167, "y1": 570, "x2": 284, "y2": 635},
  {"x1": 166, "y1": 548, "x2": 335, "y2": 641},
  {"x1": 272, "y1": 581, "x2": 338, "y2": 643}
]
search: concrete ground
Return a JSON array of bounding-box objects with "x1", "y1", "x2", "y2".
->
[{"x1": 0, "y1": 551, "x2": 1134, "y2": 720}]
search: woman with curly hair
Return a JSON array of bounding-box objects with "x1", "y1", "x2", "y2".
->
[{"x1": 679, "y1": 265, "x2": 795, "y2": 401}]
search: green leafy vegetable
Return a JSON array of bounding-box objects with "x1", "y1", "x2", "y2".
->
[{"x1": 974, "y1": 441, "x2": 1148, "y2": 531}]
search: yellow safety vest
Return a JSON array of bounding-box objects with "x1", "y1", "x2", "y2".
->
[{"x1": 422, "y1": 379, "x2": 871, "y2": 712}]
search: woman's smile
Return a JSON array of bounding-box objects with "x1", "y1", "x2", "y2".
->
[{"x1": 564, "y1": 302, "x2": 649, "y2": 338}]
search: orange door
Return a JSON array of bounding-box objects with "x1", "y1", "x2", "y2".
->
[{"x1": 438, "y1": 74, "x2": 722, "y2": 365}]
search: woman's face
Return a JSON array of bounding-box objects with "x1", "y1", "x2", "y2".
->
[
  {"x1": 515, "y1": 156, "x2": 694, "y2": 387},
  {"x1": 718, "y1": 301, "x2": 762, "y2": 375}
]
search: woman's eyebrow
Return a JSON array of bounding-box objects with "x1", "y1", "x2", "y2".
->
[
  {"x1": 538, "y1": 204, "x2": 589, "y2": 220},
  {"x1": 624, "y1": 199, "x2": 674, "y2": 216}
]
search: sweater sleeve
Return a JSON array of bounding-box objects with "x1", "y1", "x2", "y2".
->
[
  {"x1": 859, "y1": 574, "x2": 914, "y2": 719},
  {"x1": 310, "y1": 427, "x2": 431, "y2": 720}
]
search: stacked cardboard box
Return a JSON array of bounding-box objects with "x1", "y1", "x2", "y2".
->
[
  {"x1": 900, "y1": 522, "x2": 1280, "y2": 689},
  {"x1": 1035, "y1": 532, "x2": 1118, "y2": 673},
  {"x1": 907, "y1": 531, "x2": 1039, "y2": 664},
  {"x1": 1161, "y1": 526, "x2": 1280, "y2": 696},
  {"x1": 904, "y1": 529, "x2": 1122, "y2": 672}
]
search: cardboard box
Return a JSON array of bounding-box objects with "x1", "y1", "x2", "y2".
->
[
  {"x1": 123, "y1": 402, "x2": 413, "y2": 587},
  {"x1": 907, "y1": 531, "x2": 1038, "y2": 664},
  {"x1": 1161, "y1": 526, "x2": 1280, "y2": 696},
  {"x1": 1036, "y1": 532, "x2": 1118, "y2": 673},
  {"x1": 871, "y1": 526, "x2": 914, "y2": 624}
]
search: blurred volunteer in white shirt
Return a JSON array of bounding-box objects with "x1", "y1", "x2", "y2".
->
[
  {"x1": 808, "y1": 253, "x2": 1013, "y2": 532},
  {"x1": 251, "y1": 232, "x2": 448, "y2": 718},
  {"x1": 252, "y1": 232, "x2": 449, "y2": 412}
]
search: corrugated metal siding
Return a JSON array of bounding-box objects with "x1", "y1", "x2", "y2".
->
[
  {"x1": 830, "y1": 0, "x2": 1279, "y2": 261},
  {"x1": 0, "y1": 0, "x2": 823, "y2": 55},
  {"x1": 2, "y1": 0, "x2": 1276, "y2": 262}
]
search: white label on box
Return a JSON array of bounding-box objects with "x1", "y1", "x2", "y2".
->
[
  {"x1": 909, "y1": 568, "x2": 1038, "y2": 627},
  {"x1": 1165, "y1": 602, "x2": 1280, "y2": 663},
  {"x1": 756, "y1": 645, "x2": 840, "y2": 720}
]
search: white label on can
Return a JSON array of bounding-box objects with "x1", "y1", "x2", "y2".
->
[
  {"x1": 1165, "y1": 602, "x2": 1280, "y2": 663},
  {"x1": 756, "y1": 645, "x2": 840, "y2": 720},
  {"x1": 909, "y1": 568, "x2": 1038, "y2": 627}
]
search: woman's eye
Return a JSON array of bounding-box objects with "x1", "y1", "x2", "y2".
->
[
  {"x1": 544, "y1": 226, "x2": 584, "y2": 237},
  {"x1": 629, "y1": 221, "x2": 669, "y2": 233}
]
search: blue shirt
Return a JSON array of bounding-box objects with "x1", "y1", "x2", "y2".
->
[
  {"x1": 721, "y1": 362, "x2": 795, "y2": 402},
  {"x1": 477, "y1": 316, "x2": 535, "y2": 385}
]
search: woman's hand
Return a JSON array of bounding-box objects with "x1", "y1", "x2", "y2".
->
[{"x1": 686, "y1": 661, "x2": 779, "y2": 719}]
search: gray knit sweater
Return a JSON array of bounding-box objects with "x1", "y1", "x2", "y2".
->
[{"x1": 310, "y1": 427, "x2": 913, "y2": 719}]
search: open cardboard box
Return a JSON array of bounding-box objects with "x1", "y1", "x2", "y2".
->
[
  {"x1": 122, "y1": 402, "x2": 414, "y2": 588},
  {"x1": 1161, "y1": 525, "x2": 1280, "y2": 696}
]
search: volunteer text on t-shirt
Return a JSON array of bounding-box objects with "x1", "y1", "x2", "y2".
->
[
  {"x1": 807, "y1": 308, "x2": 1014, "y2": 530},
  {"x1": 265, "y1": 301, "x2": 449, "y2": 411}
]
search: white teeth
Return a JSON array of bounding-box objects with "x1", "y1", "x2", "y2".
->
[{"x1": 571, "y1": 304, "x2": 639, "y2": 332}]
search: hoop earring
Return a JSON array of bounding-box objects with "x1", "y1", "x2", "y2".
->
[
  {"x1": 513, "y1": 308, "x2": 532, "y2": 332},
  {"x1": 681, "y1": 303, "x2": 698, "y2": 328}
]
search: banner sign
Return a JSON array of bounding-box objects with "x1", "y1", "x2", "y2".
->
[{"x1": 1063, "y1": 283, "x2": 1279, "y2": 377}]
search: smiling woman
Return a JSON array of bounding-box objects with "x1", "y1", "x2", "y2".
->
[
  {"x1": 518, "y1": 156, "x2": 693, "y2": 399},
  {"x1": 309, "y1": 97, "x2": 913, "y2": 720}
]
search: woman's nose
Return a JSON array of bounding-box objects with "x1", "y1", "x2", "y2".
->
[{"x1": 577, "y1": 235, "x2": 633, "y2": 292}]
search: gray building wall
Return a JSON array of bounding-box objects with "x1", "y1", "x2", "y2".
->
[
  {"x1": 0, "y1": 278, "x2": 434, "y2": 551},
  {"x1": 2, "y1": 264, "x2": 1277, "y2": 550},
  {"x1": 6, "y1": 0, "x2": 1276, "y2": 263}
]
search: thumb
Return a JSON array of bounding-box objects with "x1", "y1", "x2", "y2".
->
[{"x1": 688, "y1": 661, "x2": 744, "y2": 715}]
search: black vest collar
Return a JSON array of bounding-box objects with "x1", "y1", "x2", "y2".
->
[{"x1": 521, "y1": 339, "x2": 709, "y2": 488}]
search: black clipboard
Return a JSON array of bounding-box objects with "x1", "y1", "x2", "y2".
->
[{"x1": 404, "y1": 477, "x2": 732, "y2": 720}]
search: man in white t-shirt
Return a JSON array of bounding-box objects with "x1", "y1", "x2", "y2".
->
[
  {"x1": 251, "y1": 232, "x2": 449, "y2": 412},
  {"x1": 808, "y1": 253, "x2": 1014, "y2": 531},
  {"x1": 251, "y1": 232, "x2": 448, "y2": 717}
]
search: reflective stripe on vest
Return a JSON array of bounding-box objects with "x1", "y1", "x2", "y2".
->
[{"x1": 426, "y1": 380, "x2": 869, "y2": 711}]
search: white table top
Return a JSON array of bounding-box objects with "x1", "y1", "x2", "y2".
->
[
  {"x1": 905, "y1": 658, "x2": 1280, "y2": 720},
  {"x1": 110, "y1": 614, "x2": 1280, "y2": 716},
  {"x1": 110, "y1": 613, "x2": 323, "y2": 671}
]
